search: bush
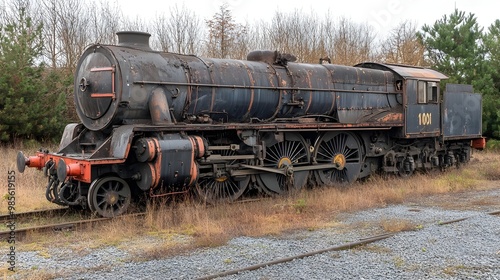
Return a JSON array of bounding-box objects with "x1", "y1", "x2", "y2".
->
[{"x1": 486, "y1": 139, "x2": 500, "y2": 151}]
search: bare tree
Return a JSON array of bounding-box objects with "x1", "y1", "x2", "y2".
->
[
  {"x1": 318, "y1": 12, "x2": 336, "y2": 62},
  {"x1": 268, "y1": 11, "x2": 290, "y2": 54},
  {"x1": 120, "y1": 15, "x2": 149, "y2": 33},
  {"x1": 1, "y1": 0, "x2": 42, "y2": 26},
  {"x1": 277, "y1": 10, "x2": 323, "y2": 62},
  {"x1": 265, "y1": 12, "x2": 374, "y2": 64},
  {"x1": 152, "y1": 4, "x2": 202, "y2": 54},
  {"x1": 37, "y1": 0, "x2": 91, "y2": 70},
  {"x1": 378, "y1": 21, "x2": 425, "y2": 66},
  {"x1": 330, "y1": 17, "x2": 375, "y2": 65},
  {"x1": 88, "y1": 0, "x2": 121, "y2": 45},
  {"x1": 247, "y1": 20, "x2": 271, "y2": 51},
  {"x1": 57, "y1": 0, "x2": 90, "y2": 70},
  {"x1": 205, "y1": 3, "x2": 247, "y2": 58},
  {"x1": 266, "y1": 10, "x2": 337, "y2": 63},
  {"x1": 331, "y1": 18, "x2": 375, "y2": 65},
  {"x1": 2, "y1": 0, "x2": 391, "y2": 69},
  {"x1": 39, "y1": 0, "x2": 56, "y2": 68},
  {"x1": 229, "y1": 19, "x2": 256, "y2": 59}
]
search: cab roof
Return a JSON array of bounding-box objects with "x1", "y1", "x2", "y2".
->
[{"x1": 355, "y1": 62, "x2": 448, "y2": 81}]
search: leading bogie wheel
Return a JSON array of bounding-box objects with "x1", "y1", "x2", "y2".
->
[{"x1": 88, "y1": 176, "x2": 131, "y2": 217}]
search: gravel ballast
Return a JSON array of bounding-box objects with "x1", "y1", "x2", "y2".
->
[{"x1": 5, "y1": 188, "x2": 500, "y2": 279}]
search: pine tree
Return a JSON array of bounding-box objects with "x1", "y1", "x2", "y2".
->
[
  {"x1": 485, "y1": 20, "x2": 500, "y2": 91},
  {"x1": 483, "y1": 20, "x2": 500, "y2": 138},
  {"x1": 0, "y1": 6, "x2": 66, "y2": 142},
  {"x1": 419, "y1": 9, "x2": 494, "y2": 92},
  {"x1": 418, "y1": 9, "x2": 497, "y2": 137}
]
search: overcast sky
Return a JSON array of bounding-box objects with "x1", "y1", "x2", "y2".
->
[{"x1": 116, "y1": 0, "x2": 497, "y2": 37}]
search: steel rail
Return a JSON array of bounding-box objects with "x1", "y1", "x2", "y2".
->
[
  {"x1": 438, "y1": 209, "x2": 500, "y2": 225},
  {"x1": 0, "y1": 212, "x2": 146, "y2": 241},
  {"x1": 0, "y1": 208, "x2": 70, "y2": 223}
]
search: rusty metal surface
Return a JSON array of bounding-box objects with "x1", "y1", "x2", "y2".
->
[
  {"x1": 131, "y1": 52, "x2": 402, "y2": 125},
  {"x1": 130, "y1": 122, "x2": 400, "y2": 133},
  {"x1": 73, "y1": 32, "x2": 410, "y2": 132}
]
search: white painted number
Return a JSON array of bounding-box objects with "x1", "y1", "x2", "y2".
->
[{"x1": 418, "y1": 113, "x2": 432, "y2": 126}]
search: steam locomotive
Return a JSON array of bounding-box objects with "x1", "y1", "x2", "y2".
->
[{"x1": 17, "y1": 31, "x2": 485, "y2": 217}]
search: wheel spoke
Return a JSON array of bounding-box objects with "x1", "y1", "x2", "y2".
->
[
  {"x1": 105, "y1": 181, "x2": 112, "y2": 191},
  {"x1": 111, "y1": 182, "x2": 119, "y2": 192},
  {"x1": 279, "y1": 142, "x2": 286, "y2": 160},
  {"x1": 288, "y1": 142, "x2": 298, "y2": 159},
  {"x1": 290, "y1": 143, "x2": 304, "y2": 162},
  {"x1": 344, "y1": 148, "x2": 359, "y2": 160},
  {"x1": 117, "y1": 188, "x2": 129, "y2": 197},
  {"x1": 267, "y1": 147, "x2": 280, "y2": 163},
  {"x1": 97, "y1": 199, "x2": 106, "y2": 207},
  {"x1": 292, "y1": 152, "x2": 307, "y2": 163},
  {"x1": 327, "y1": 138, "x2": 336, "y2": 156}
]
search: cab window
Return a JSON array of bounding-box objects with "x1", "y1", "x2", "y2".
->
[
  {"x1": 427, "y1": 82, "x2": 439, "y2": 103},
  {"x1": 417, "y1": 81, "x2": 426, "y2": 103},
  {"x1": 418, "y1": 81, "x2": 439, "y2": 104}
]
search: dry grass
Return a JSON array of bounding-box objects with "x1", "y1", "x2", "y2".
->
[
  {"x1": 380, "y1": 219, "x2": 418, "y2": 233},
  {"x1": 1, "y1": 269, "x2": 57, "y2": 280},
  {"x1": 4, "y1": 147, "x2": 500, "y2": 264},
  {"x1": 0, "y1": 145, "x2": 61, "y2": 214}
]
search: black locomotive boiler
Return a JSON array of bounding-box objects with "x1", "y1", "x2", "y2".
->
[{"x1": 17, "y1": 31, "x2": 485, "y2": 217}]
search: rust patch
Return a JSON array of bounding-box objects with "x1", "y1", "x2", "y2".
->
[{"x1": 377, "y1": 112, "x2": 404, "y2": 123}]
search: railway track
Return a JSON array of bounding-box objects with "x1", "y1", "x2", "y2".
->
[
  {"x1": 0, "y1": 212, "x2": 146, "y2": 241},
  {"x1": 196, "y1": 209, "x2": 500, "y2": 280},
  {"x1": 0, "y1": 207, "x2": 72, "y2": 223}
]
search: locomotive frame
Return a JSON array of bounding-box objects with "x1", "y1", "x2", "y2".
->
[{"x1": 17, "y1": 31, "x2": 485, "y2": 217}]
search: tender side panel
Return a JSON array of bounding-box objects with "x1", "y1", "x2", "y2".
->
[{"x1": 443, "y1": 84, "x2": 482, "y2": 138}]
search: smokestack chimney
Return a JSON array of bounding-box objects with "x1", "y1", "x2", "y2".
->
[{"x1": 116, "y1": 31, "x2": 152, "y2": 51}]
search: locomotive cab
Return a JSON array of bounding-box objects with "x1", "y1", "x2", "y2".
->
[
  {"x1": 355, "y1": 63, "x2": 445, "y2": 138},
  {"x1": 403, "y1": 78, "x2": 442, "y2": 138},
  {"x1": 355, "y1": 62, "x2": 482, "y2": 140}
]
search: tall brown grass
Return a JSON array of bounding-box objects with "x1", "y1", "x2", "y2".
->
[
  {"x1": 0, "y1": 146, "x2": 61, "y2": 214},
  {"x1": 5, "y1": 148, "x2": 500, "y2": 262}
]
